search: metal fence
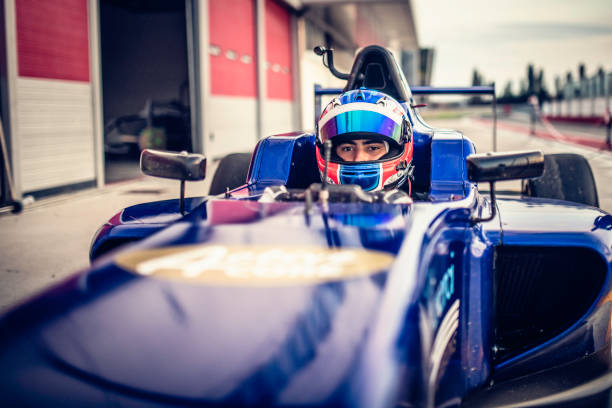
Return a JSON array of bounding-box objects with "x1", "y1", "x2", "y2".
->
[{"x1": 544, "y1": 72, "x2": 612, "y2": 118}]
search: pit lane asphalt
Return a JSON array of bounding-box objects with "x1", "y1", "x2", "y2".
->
[
  {"x1": 1, "y1": 117, "x2": 611, "y2": 313},
  {"x1": 0, "y1": 167, "x2": 216, "y2": 313}
]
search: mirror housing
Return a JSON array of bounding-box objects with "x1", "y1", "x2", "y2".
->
[
  {"x1": 467, "y1": 150, "x2": 544, "y2": 223},
  {"x1": 140, "y1": 149, "x2": 206, "y2": 215},
  {"x1": 140, "y1": 149, "x2": 206, "y2": 181},
  {"x1": 467, "y1": 150, "x2": 544, "y2": 183}
]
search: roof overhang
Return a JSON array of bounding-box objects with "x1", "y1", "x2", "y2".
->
[{"x1": 280, "y1": 0, "x2": 418, "y2": 52}]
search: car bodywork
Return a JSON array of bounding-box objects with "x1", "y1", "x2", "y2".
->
[{"x1": 1, "y1": 46, "x2": 612, "y2": 407}]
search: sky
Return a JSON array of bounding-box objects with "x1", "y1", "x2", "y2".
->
[{"x1": 411, "y1": 0, "x2": 612, "y2": 94}]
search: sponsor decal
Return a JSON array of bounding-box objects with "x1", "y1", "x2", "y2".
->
[
  {"x1": 115, "y1": 245, "x2": 394, "y2": 286},
  {"x1": 426, "y1": 245, "x2": 461, "y2": 403},
  {"x1": 428, "y1": 299, "x2": 460, "y2": 400},
  {"x1": 433, "y1": 250, "x2": 456, "y2": 323}
]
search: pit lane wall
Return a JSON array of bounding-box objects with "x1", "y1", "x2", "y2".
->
[
  {"x1": 543, "y1": 96, "x2": 610, "y2": 119},
  {"x1": 541, "y1": 70, "x2": 612, "y2": 122}
]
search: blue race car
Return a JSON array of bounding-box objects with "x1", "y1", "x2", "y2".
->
[{"x1": 1, "y1": 45, "x2": 611, "y2": 408}]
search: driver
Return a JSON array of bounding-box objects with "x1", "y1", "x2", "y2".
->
[{"x1": 316, "y1": 89, "x2": 414, "y2": 194}]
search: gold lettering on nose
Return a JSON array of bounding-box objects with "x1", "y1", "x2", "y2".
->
[{"x1": 115, "y1": 245, "x2": 394, "y2": 286}]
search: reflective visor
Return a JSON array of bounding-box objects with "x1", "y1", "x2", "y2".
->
[
  {"x1": 319, "y1": 109, "x2": 403, "y2": 144},
  {"x1": 339, "y1": 162, "x2": 381, "y2": 191}
]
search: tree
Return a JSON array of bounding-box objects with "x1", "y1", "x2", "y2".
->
[
  {"x1": 527, "y1": 64, "x2": 535, "y2": 95},
  {"x1": 577, "y1": 63, "x2": 586, "y2": 97},
  {"x1": 518, "y1": 79, "x2": 527, "y2": 102},
  {"x1": 554, "y1": 75, "x2": 562, "y2": 100},
  {"x1": 470, "y1": 68, "x2": 484, "y2": 104},
  {"x1": 502, "y1": 81, "x2": 513, "y2": 97},
  {"x1": 536, "y1": 69, "x2": 550, "y2": 103},
  {"x1": 578, "y1": 63, "x2": 586, "y2": 80},
  {"x1": 597, "y1": 67, "x2": 605, "y2": 96},
  {"x1": 566, "y1": 71, "x2": 578, "y2": 98},
  {"x1": 499, "y1": 81, "x2": 515, "y2": 103}
]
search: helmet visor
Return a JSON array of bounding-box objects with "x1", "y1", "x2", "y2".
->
[
  {"x1": 339, "y1": 162, "x2": 381, "y2": 191},
  {"x1": 319, "y1": 109, "x2": 403, "y2": 145}
]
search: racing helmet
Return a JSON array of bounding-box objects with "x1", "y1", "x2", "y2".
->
[{"x1": 316, "y1": 89, "x2": 413, "y2": 192}]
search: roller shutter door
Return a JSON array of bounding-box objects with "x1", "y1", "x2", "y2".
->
[{"x1": 15, "y1": 0, "x2": 95, "y2": 193}]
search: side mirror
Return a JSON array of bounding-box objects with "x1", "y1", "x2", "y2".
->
[
  {"x1": 466, "y1": 150, "x2": 544, "y2": 223},
  {"x1": 467, "y1": 150, "x2": 544, "y2": 183},
  {"x1": 140, "y1": 149, "x2": 206, "y2": 181},
  {"x1": 140, "y1": 149, "x2": 206, "y2": 215}
]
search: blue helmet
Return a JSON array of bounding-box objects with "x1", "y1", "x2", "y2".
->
[{"x1": 316, "y1": 89, "x2": 413, "y2": 192}]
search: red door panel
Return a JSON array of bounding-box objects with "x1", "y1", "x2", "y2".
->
[
  {"x1": 209, "y1": 0, "x2": 257, "y2": 97},
  {"x1": 16, "y1": 0, "x2": 90, "y2": 82},
  {"x1": 265, "y1": 0, "x2": 292, "y2": 101}
]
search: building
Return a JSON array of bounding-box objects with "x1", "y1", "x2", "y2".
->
[{"x1": 0, "y1": 0, "x2": 428, "y2": 207}]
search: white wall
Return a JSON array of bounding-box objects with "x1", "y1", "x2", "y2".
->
[
  {"x1": 15, "y1": 78, "x2": 96, "y2": 192},
  {"x1": 594, "y1": 97, "x2": 609, "y2": 116},
  {"x1": 207, "y1": 95, "x2": 258, "y2": 159},
  {"x1": 263, "y1": 100, "x2": 295, "y2": 137},
  {"x1": 205, "y1": 97, "x2": 296, "y2": 160},
  {"x1": 300, "y1": 52, "x2": 349, "y2": 132},
  {"x1": 544, "y1": 96, "x2": 610, "y2": 117}
]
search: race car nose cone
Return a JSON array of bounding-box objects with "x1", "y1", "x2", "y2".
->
[{"x1": 36, "y1": 258, "x2": 392, "y2": 405}]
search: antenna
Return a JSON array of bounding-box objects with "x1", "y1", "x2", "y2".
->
[
  {"x1": 471, "y1": 181, "x2": 497, "y2": 224},
  {"x1": 323, "y1": 140, "x2": 332, "y2": 188},
  {"x1": 313, "y1": 46, "x2": 350, "y2": 80}
]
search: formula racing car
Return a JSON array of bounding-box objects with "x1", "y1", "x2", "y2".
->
[{"x1": 1, "y1": 45, "x2": 611, "y2": 408}]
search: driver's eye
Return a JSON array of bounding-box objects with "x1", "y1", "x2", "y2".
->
[{"x1": 339, "y1": 145, "x2": 354, "y2": 152}]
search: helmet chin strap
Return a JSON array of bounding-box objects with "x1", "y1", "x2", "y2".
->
[
  {"x1": 323, "y1": 140, "x2": 332, "y2": 185},
  {"x1": 321, "y1": 140, "x2": 332, "y2": 212}
]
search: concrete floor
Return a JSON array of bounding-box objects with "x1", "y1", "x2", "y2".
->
[
  {"x1": 0, "y1": 165, "x2": 215, "y2": 313},
  {"x1": 1, "y1": 116, "x2": 611, "y2": 313},
  {"x1": 104, "y1": 153, "x2": 142, "y2": 183}
]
